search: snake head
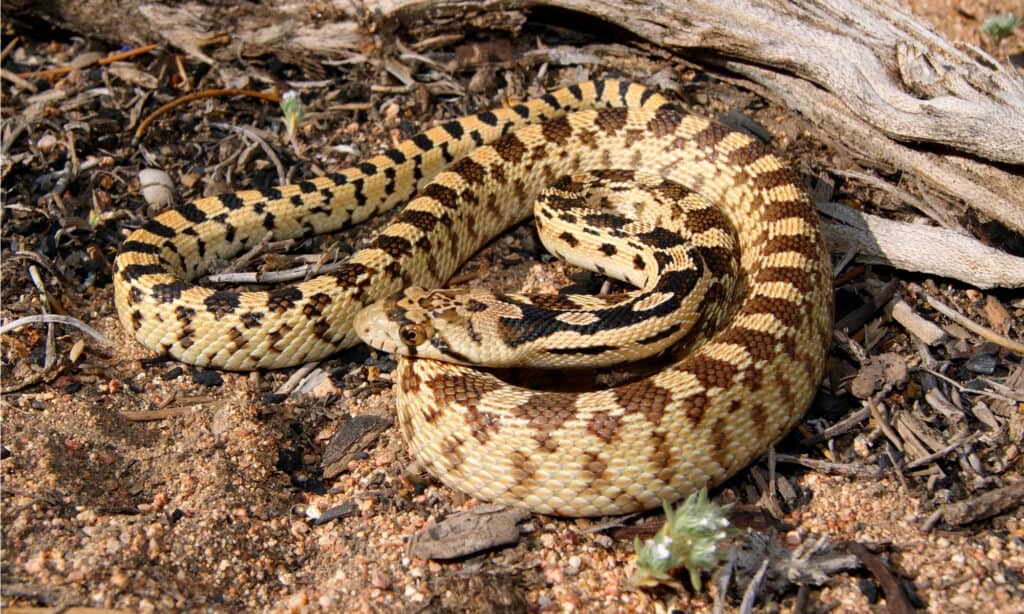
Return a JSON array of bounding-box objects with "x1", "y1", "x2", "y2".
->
[
  {"x1": 355, "y1": 286, "x2": 523, "y2": 366},
  {"x1": 354, "y1": 287, "x2": 436, "y2": 357}
]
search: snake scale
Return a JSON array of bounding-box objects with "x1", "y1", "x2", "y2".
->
[{"x1": 114, "y1": 80, "x2": 833, "y2": 516}]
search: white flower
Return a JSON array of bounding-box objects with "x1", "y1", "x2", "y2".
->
[{"x1": 649, "y1": 537, "x2": 672, "y2": 561}]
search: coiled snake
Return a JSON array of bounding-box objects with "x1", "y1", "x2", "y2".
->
[{"x1": 114, "y1": 80, "x2": 832, "y2": 516}]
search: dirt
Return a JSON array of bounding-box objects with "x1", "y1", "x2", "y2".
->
[{"x1": 2, "y1": 2, "x2": 1022, "y2": 613}]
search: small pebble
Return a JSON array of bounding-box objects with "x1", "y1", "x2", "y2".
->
[
  {"x1": 37, "y1": 133, "x2": 58, "y2": 153},
  {"x1": 161, "y1": 366, "x2": 184, "y2": 380},
  {"x1": 138, "y1": 168, "x2": 176, "y2": 208},
  {"x1": 858, "y1": 578, "x2": 880, "y2": 603},
  {"x1": 192, "y1": 369, "x2": 224, "y2": 387},
  {"x1": 964, "y1": 353, "x2": 998, "y2": 375},
  {"x1": 566, "y1": 555, "x2": 582, "y2": 575}
]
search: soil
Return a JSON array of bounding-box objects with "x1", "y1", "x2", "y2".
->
[{"x1": 2, "y1": 2, "x2": 1022, "y2": 612}]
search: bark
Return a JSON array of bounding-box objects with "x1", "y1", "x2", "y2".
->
[{"x1": 10, "y1": 0, "x2": 1024, "y2": 248}]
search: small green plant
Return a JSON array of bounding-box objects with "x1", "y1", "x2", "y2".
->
[
  {"x1": 981, "y1": 13, "x2": 1021, "y2": 46},
  {"x1": 279, "y1": 90, "x2": 307, "y2": 154},
  {"x1": 630, "y1": 488, "x2": 735, "y2": 591}
]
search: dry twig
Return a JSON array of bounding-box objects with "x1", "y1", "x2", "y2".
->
[
  {"x1": 133, "y1": 88, "x2": 282, "y2": 142},
  {"x1": 0, "y1": 314, "x2": 113, "y2": 346},
  {"x1": 922, "y1": 293, "x2": 1024, "y2": 354},
  {"x1": 15, "y1": 43, "x2": 159, "y2": 79}
]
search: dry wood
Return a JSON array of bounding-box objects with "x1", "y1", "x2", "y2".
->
[
  {"x1": 846, "y1": 542, "x2": 916, "y2": 614},
  {"x1": 922, "y1": 293, "x2": 1024, "y2": 353},
  {"x1": 10, "y1": 0, "x2": 1024, "y2": 277},
  {"x1": 889, "y1": 298, "x2": 947, "y2": 345},
  {"x1": 819, "y1": 201, "x2": 1024, "y2": 289},
  {"x1": 939, "y1": 481, "x2": 1024, "y2": 526}
]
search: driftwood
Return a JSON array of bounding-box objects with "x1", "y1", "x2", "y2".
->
[
  {"x1": 820, "y1": 202, "x2": 1024, "y2": 289},
  {"x1": 11, "y1": 0, "x2": 1024, "y2": 281}
]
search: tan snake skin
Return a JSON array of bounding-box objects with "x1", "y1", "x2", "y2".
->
[
  {"x1": 114, "y1": 80, "x2": 833, "y2": 516},
  {"x1": 356, "y1": 170, "x2": 727, "y2": 368}
]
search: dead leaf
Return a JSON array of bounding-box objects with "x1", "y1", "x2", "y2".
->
[{"x1": 850, "y1": 353, "x2": 908, "y2": 399}]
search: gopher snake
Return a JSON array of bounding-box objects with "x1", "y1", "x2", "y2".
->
[{"x1": 114, "y1": 80, "x2": 832, "y2": 516}]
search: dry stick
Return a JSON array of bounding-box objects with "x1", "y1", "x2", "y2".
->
[
  {"x1": 799, "y1": 406, "x2": 871, "y2": 447},
  {"x1": 206, "y1": 260, "x2": 345, "y2": 285},
  {"x1": 902, "y1": 432, "x2": 982, "y2": 471},
  {"x1": 26, "y1": 266, "x2": 58, "y2": 372},
  {"x1": 773, "y1": 453, "x2": 882, "y2": 479},
  {"x1": 0, "y1": 36, "x2": 19, "y2": 62},
  {"x1": 922, "y1": 294, "x2": 1024, "y2": 354},
  {"x1": 738, "y1": 558, "x2": 770, "y2": 614},
  {"x1": 205, "y1": 231, "x2": 277, "y2": 277},
  {"x1": 834, "y1": 279, "x2": 898, "y2": 334},
  {"x1": 133, "y1": 89, "x2": 283, "y2": 142},
  {"x1": 6, "y1": 250, "x2": 67, "y2": 287},
  {"x1": 0, "y1": 68, "x2": 37, "y2": 93},
  {"x1": 939, "y1": 481, "x2": 1024, "y2": 527},
  {"x1": 120, "y1": 394, "x2": 221, "y2": 421},
  {"x1": 16, "y1": 43, "x2": 160, "y2": 80},
  {"x1": 208, "y1": 122, "x2": 288, "y2": 186},
  {"x1": 34, "y1": 157, "x2": 103, "y2": 191},
  {"x1": 846, "y1": 542, "x2": 915, "y2": 614},
  {"x1": 0, "y1": 314, "x2": 114, "y2": 346},
  {"x1": 922, "y1": 368, "x2": 1021, "y2": 405},
  {"x1": 866, "y1": 397, "x2": 904, "y2": 453},
  {"x1": 831, "y1": 168, "x2": 960, "y2": 232},
  {"x1": 889, "y1": 298, "x2": 946, "y2": 345},
  {"x1": 976, "y1": 376, "x2": 1024, "y2": 403},
  {"x1": 818, "y1": 201, "x2": 1024, "y2": 290},
  {"x1": 712, "y1": 547, "x2": 736, "y2": 614},
  {"x1": 275, "y1": 362, "x2": 321, "y2": 396}
]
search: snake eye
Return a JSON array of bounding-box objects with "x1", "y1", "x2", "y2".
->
[{"x1": 398, "y1": 323, "x2": 427, "y2": 346}]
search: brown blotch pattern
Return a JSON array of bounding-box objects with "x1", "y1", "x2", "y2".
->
[
  {"x1": 526, "y1": 293, "x2": 581, "y2": 310},
  {"x1": 614, "y1": 380, "x2": 671, "y2": 426},
  {"x1": 716, "y1": 326, "x2": 777, "y2": 362},
  {"x1": 267, "y1": 287, "x2": 303, "y2": 313},
  {"x1": 756, "y1": 266, "x2": 813, "y2": 293},
  {"x1": 749, "y1": 167, "x2": 797, "y2": 191},
  {"x1": 427, "y1": 374, "x2": 502, "y2": 416},
  {"x1": 683, "y1": 394, "x2": 708, "y2": 426},
  {"x1": 399, "y1": 361, "x2": 422, "y2": 394},
  {"x1": 763, "y1": 233, "x2": 820, "y2": 260},
  {"x1": 439, "y1": 434, "x2": 468, "y2": 469},
  {"x1": 595, "y1": 107, "x2": 627, "y2": 133},
  {"x1": 579, "y1": 451, "x2": 608, "y2": 480},
  {"x1": 205, "y1": 291, "x2": 241, "y2": 319},
  {"x1": 493, "y1": 134, "x2": 527, "y2": 164},
  {"x1": 376, "y1": 235, "x2": 415, "y2": 260},
  {"x1": 587, "y1": 411, "x2": 624, "y2": 444},
  {"x1": 312, "y1": 318, "x2": 332, "y2": 342},
  {"x1": 302, "y1": 292, "x2": 333, "y2": 318},
  {"x1": 397, "y1": 209, "x2": 441, "y2": 232},
  {"x1": 743, "y1": 295, "x2": 802, "y2": 328},
  {"x1": 331, "y1": 262, "x2": 371, "y2": 290},
  {"x1": 707, "y1": 415, "x2": 734, "y2": 474},
  {"x1": 688, "y1": 356, "x2": 740, "y2": 391},
  {"x1": 541, "y1": 116, "x2": 573, "y2": 145},
  {"x1": 763, "y1": 197, "x2": 819, "y2": 225},
  {"x1": 453, "y1": 157, "x2": 487, "y2": 186},
  {"x1": 510, "y1": 392, "x2": 579, "y2": 451},
  {"x1": 724, "y1": 139, "x2": 766, "y2": 167}
]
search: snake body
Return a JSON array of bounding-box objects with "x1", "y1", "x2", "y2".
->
[
  {"x1": 356, "y1": 170, "x2": 728, "y2": 369},
  {"x1": 114, "y1": 80, "x2": 832, "y2": 516}
]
